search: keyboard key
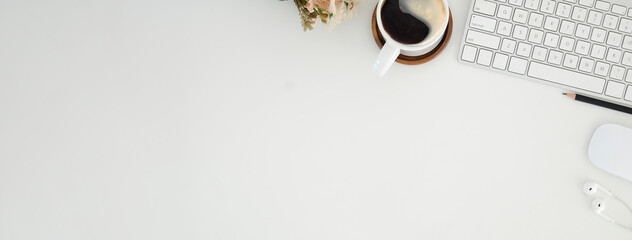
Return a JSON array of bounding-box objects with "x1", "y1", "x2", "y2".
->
[
  {"x1": 497, "y1": 21, "x2": 513, "y2": 36},
  {"x1": 541, "y1": 0, "x2": 556, "y2": 14},
  {"x1": 501, "y1": 38, "x2": 517, "y2": 53},
  {"x1": 470, "y1": 14, "x2": 498, "y2": 33},
  {"x1": 623, "y1": 36, "x2": 632, "y2": 50},
  {"x1": 622, "y1": 52, "x2": 632, "y2": 66},
  {"x1": 591, "y1": 28, "x2": 607, "y2": 43},
  {"x1": 513, "y1": 25, "x2": 528, "y2": 40},
  {"x1": 466, "y1": 30, "x2": 501, "y2": 49},
  {"x1": 591, "y1": 45, "x2": 607, "y2": 59},
  {"x1": 528, "y1": 29, "x2": 544, "y2": 44},
  {"x1": 619, "y1": 18, "x2": 632, "y2": 33},
  {"x1": 610, "y1": 65, "x2": 625, "y2": 80},
  {"x1": 508, "y1": 0, "x2": 523, "y2": 7},
  {"x1": 563, "y1": 54, "x2": 579, "y2": 69},
  {"x1": 612, "y1": 4, "x2": 627, "y2": 15},
  {"x1": 576, "y1": 40, "x2": 591, "y2": 55},
  {"x1": 560, "y1": 20, "x2": 576, "y2": 35},
  {"x1": 607, "y1": 48, "x2": 622, "y2": 63},
  {"x1": 572, "y1": 6, "x2": 588, "y2": 21},
  {"x1": 508, "y1": 57, "x2": 528, "y2": 74},
  {"x1": 513, "y1": 9, "x2": 529, "y2": 23},
  {"x1": 579, "y1": 0, "x2": 594, "y2": 7},
  {"x1": 493, "y1": 53, "x2": 509, "y2": 69},
  {"x1": 595, "y1": 0, "x2": 610, "y2": 11},
  {"x1": 575, "y1": 24, "x2": 591, "y2": 39},
  {"x1": 544, "y1": 16, "x2": 560, "y2": 31},
  {"x1": 528, "y1": 12, "x2": 544, "y2": 27},
  {"x1": 528, "y1": 62, "x2": 606, "y2": 93},
  {"x1": 548, "y1": 50, "x2": 564, "y2": 65},
  {"x1": 474, "y1": 0, "x2": 497, "y2": 16},
  {"x1": 607, "y1": 32, "x2": 623, "y2": 47},
  {"x1": 560, "y1": 37, "x2": 575, "y2": 51},
  {"x1": 477, "y1": 49, "x2": 494, "y2": 66},
  {"x1": 625, "y1": 87, "x2": 632, "y2": 101},
  {"x1": 556, "y1": 3, "x2": 572, "y2": 18},
  {"x1": 525, "y1": 0, "x2": 539, "y2": 10},
  {"x1": 605, "y1": 81, "x2": 625, "y2": 98},
  {"x1": 517, "y1": 42, "x2": 533, "y2": 57},
  {"x1": 533, "y1": 46, "x2": 548, "y2": 61},
  {"x1": 579, "y1": 57, "x2": 596, "y2": 72},
  {"x1": 587, "y1": 10, "x2": 604, "y2": 26},
  {"x1": 461, "y1": 45, "x2": 478, "y2": 62},
  {"x1": 595, "y1": 62, "x2": 610, "y2": 76},
  {"x1": 497, "y1": 5, "x2": 513, "y2": 20},
  {"x1": 603, "y1": 14, "x2": 618, "y2": 30},
  {"x1": 545, "y1": 33, "x2": 560, "y2": 48},
  {"x1": 627, "y1": 69, "x2": 632, "y2": 82}
]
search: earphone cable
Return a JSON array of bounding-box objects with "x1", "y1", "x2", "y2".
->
[{"x1": 611, "y1": 195, "x2": 632, "y2": 230}]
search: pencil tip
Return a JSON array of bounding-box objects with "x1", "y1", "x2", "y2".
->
[{"x1": 564, "y1": 93, "x2": 576, "y2": 100}]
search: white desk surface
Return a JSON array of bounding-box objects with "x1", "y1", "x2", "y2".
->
[{"x1": 1, "y1": 0, "x2": 632, "y2": 239}]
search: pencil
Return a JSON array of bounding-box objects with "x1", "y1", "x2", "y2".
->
[{"x1": 563, "y1": 93, "x2": 632, "y2": 115}]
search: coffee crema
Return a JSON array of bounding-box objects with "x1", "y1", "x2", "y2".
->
[{"x1": 380, "y1": 0, "x2": 446, "y2": 45}]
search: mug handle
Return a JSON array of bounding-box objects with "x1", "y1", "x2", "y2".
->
[{"x1": 372, "y1": 41, "x2": 400, "y2": 77}]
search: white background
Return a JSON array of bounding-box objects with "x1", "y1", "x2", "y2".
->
[{"x1": 1, "y1": 0, "x2": 632, "y2": 239}]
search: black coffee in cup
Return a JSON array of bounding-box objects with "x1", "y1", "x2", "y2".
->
[{"x1": 380, "y1": 0, "x2": 430, "y2": 44}]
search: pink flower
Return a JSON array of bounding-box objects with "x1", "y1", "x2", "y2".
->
[
  {"x1": 305, "y1": 0, "x2": 337, "y2": 14},
  {"x1": 305, "y1": 1, "x2": 314, "y2": 12}
]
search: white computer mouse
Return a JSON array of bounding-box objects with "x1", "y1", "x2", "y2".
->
[{"x1": 588, "y1": 124, "x2": 632, "y2": 182}]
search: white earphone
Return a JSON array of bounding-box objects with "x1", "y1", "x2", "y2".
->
[
  {"x1": 583, "y1": 181, "x2": 632, "y2": 230},
  {"x1": 592, "y1": 198, "x2": 616, "y2": 224},
  {"x1": 583, "y1": 181, "x2": 613, "y2": 196}
]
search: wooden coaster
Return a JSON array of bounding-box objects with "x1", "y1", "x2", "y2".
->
[{"x1": 372, "y1": 6, "x2": 453, "y2": 65}]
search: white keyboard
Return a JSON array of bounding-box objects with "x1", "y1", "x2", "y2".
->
[{"x1": 459, "y1": 0, "x2": 632, "y2": 107}]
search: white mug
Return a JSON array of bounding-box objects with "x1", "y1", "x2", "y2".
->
[{"x1": 373, "y1": 0, "x2": 450, "y2": 76}]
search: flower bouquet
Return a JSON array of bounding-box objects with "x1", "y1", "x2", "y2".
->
[{"x1": 284, "y1": 0, "x2": 360, "y2": 31}]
